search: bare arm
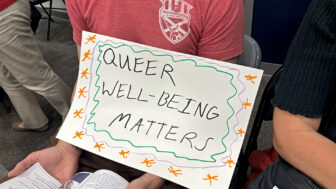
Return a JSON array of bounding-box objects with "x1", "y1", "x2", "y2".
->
[{"x1": 273, "y1": 107, "x2": 336, "y2": 188}]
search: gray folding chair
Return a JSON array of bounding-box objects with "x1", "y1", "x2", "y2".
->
[{"x1": 237, "y1": 35, "x2": 262, "y2": 69}]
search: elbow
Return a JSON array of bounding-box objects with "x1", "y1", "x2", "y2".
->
[
  {"x1": 272, "y1": 121, "x2": 298, "y2": 160},
  {"x1": 272, "y1": 126, "x2": 287, "y2": 156}
]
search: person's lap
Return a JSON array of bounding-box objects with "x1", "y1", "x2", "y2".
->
[
  {"x1": 53, "y1": 133, "x2": 185, "y2": 188},
  {"x1": 1, "y1": 133, "x2": 185, "y2": 189}
]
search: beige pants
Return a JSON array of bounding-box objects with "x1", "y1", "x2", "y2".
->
[{"x1": 0, "y1": 0, "x2": 71, "y2": 129}]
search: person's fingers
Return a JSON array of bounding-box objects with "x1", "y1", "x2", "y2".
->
[{"x1": 7, "y1": 152, "x2": 37, "y2": 178}]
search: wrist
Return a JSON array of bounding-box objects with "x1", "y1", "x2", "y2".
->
[{"x1": 56, "y1": 140, "x2": 82, "y2": 157}]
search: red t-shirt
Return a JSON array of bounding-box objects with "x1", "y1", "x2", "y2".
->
[
  {"x1": 66, "y1": 0, "x2": 244, "y2": 61},
  {"x1": 0, "y1": 0, "x2": 16, "y2": 11}
]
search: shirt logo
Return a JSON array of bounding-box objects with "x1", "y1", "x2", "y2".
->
[{"x1": 159, "y1": 0, "x2": 193, "y2": 44}]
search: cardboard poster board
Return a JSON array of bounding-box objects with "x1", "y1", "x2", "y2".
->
[{"x1": 57, "y1": 31, "x2": 263, "y2": 188}]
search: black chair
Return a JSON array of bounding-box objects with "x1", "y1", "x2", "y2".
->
[
  {"x1": 231, "y1": 66, "x2": 283, "y2": 188},
  {"x1": 29, "y1": 0, "x2": 53, "y2": 40}
]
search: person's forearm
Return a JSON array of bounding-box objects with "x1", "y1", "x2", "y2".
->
[
  {"x1": 273, "y1": 107, "x2": 336, "y2": 188},
  {"x1": 57, "y1": 140, "x2": 82, "y2": 155}
]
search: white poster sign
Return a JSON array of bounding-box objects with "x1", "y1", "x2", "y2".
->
[{"x1": 57, "y1": 31, "x2": 263, "y2": 188}]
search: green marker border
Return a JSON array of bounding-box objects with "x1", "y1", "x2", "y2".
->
[{"x1": 87, "y1": 43, "x2": 237, "y2": 163}]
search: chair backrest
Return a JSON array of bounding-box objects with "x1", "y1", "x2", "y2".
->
[{"x1": 237, "y1": 35, "x2": 262, "y2": 69}]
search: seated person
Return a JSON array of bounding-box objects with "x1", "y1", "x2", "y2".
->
[
  {"x1": 7, "y1": 0, "x2": 244, "y2": 188},
  {"x1": 248, "y1": 0, "x2": 336, "y2": 188}
]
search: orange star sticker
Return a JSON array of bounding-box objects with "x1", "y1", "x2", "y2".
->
[
  {"x1": 73, "y1": 131, "x2": 85, "y2": 139},
  {"x1": 81, "y1": 50, "x2": 92, "y2": 62},
  {"x1": 245, "y1": 74, "x2": 257, "y2": 84},
  {"x1": 73, "y1": 108, "x2": 84, "y2": 119},
  {"x1": 225, "y1": 157, "x2": 236, "y2": 168},
  {"x1": 242, "y1": 98, "x2": 252, "y2": 109},
  {"x1": 119, "y1": 150, "x2": 130, "y2": 158},
  {"x1": 141, "y1": 158, "x2": 156, "y2": 167},
  {"x1": 168, "y1": 166, "x2": 182, "y2": 177},
  {"x1": 78, "y1": 86, "x2": 88, "y2": 99},
  {"x1": 236, "y1": 128, "x2": 245, "y2": 137},
  {"x1": 203, "y1": 174, "x2": 219, "y2": 186},
  {"x1": 81, "y1": 68, "x2": 89, "y2": 79},
  {"x1": 94, "y1": 142, "x2": 104, "y2": 152},
  {"x1": 85, "y1": 35, "x2": 96, "y2": 44}
]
